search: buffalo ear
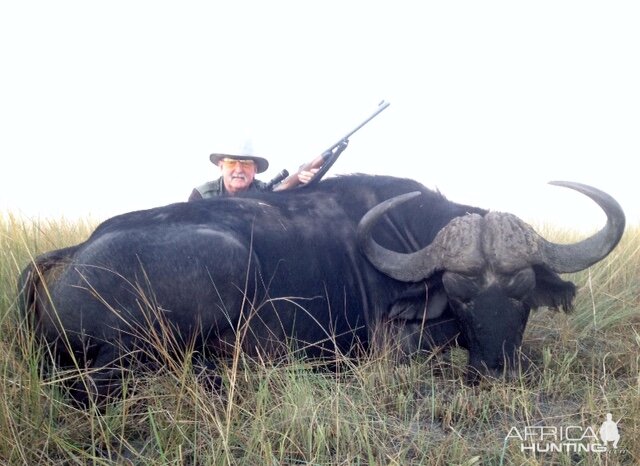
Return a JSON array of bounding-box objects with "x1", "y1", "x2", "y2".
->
[
  {"x1": 389, "y1": 298, "x2": 425, "y2": 321},
  {"x1": 388, "y1": 285, "x2": 448, "y2": 321},
  {"x1": 527, "y1": 265, "x2": 577, "y2": 312},
  {"x1": 388, "y1": 284, "x2": 428, "y2": 321}
]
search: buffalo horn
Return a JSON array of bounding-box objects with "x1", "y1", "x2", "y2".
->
[
  {"x1": 357, "y1": 192, "x2": 460, "y2": 282},
  {"x1": 358, "y1": 181, "x2": 626, "y2": 282},
  {"x1": 534, "y1": 181, "x2": 626, "y2": 273}
]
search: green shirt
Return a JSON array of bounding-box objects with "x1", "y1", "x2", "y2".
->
[{"x1": 188, "y1": 177, "x2": 269, "y2": 201}]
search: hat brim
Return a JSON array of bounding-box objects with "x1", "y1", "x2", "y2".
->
[{"x1": 210, "y1": 153, "x2": 269, "y2": 173}]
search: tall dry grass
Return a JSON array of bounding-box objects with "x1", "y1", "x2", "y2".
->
[{"x1": 0, "y1": 213, "x2": 638, "y2": 465}]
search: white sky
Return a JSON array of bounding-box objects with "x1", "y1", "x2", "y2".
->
[{"x1": 1, "y1": 1, "x2": 638, "y2": 231}]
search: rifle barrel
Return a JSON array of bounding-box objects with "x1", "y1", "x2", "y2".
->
[{"x1": 323, "y1": 100, "x2": 390, "y2": 154}]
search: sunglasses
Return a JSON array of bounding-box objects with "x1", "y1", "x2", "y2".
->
[{"x1": 221, "y1": 158, "x2": 256, "y2": 169}]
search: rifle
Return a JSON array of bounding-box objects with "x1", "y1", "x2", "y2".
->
[{"x1": 271, "y1": 100, "x2": 390, "y2": 191}]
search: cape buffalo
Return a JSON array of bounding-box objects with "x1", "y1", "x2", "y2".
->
[{"x1": 17, "y1": 175, "x2": 625, "y2": 403}]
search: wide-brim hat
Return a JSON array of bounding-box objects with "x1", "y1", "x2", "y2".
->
[{"x1": 209, "y1": 139, "x2": 269, "y2": 173}]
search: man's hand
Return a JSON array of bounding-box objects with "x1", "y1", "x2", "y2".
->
[{"x1": 298, "y1": 168, "x2": 319, "y2": 184}]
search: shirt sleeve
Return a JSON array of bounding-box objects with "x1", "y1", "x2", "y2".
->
[{"x1": 188, "y1": 189, "x2": 203, "y2": 202}]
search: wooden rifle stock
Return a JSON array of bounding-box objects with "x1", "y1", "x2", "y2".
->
[
  {"x1": 272, "y1": 100, "x2": 390, "y2": 192},
  {"x1": 271, "y1": 153, "x2": 328, "y2": 191}
]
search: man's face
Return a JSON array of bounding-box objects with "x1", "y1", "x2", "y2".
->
[{"x1": 219, "y1": 158, "x2": 257, "y2": 194}]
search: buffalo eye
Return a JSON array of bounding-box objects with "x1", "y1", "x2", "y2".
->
[
  {"x1": 503, "y1": 268, "x2": 536, "y2": 300},
  {"x1": 442, "y1": 272, "x2": 480, "y2": 304}
]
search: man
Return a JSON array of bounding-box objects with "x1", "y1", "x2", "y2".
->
[{"x1": 188, "y1": 140, "x2": 316, "y2": 201}]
